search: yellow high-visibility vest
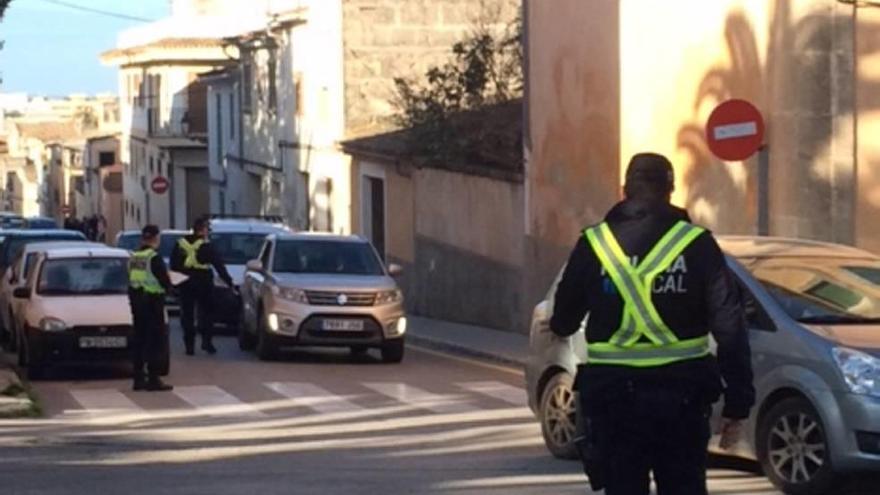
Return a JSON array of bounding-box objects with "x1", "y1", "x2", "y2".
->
[
  {"x1": 584, "y1": 220, "x2": 710, "y2": 368},
  {"x1": 129, "y1": 248, "x2": 165, "y2": 295},
  {"x1": 178, "y1": 238, "x2": 210, "y2": 270}
]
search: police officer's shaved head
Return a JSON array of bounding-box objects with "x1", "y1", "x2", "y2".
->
[
  {"x1": 192, "y1": 217, "x2": 209, "y2": 236},
  {"x1": 142, "y1": 224, "x2": 160, "y2": 240},
  {"x1": 624, "y1": 153, "x2": 675, "y2": 201}
]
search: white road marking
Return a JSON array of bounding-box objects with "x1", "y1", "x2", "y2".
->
[
  {"x1": 364, "y1": 383, "x2": 475, "y2": 414},
  {"x1": 459, "y1": 381, "x2": 527, "y2": 406},
  {"x1": 173, "y1": 386, "x2": 264, "y2": 417},
  {"x1": 264, "y1": 382, "x2": 365, "y2": 414},
  {"x1": 69, "y1": 389, "x2": 143, "y2": 416}
]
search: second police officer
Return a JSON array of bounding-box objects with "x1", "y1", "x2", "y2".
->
[{"x1": 170, "y1": 217, "x2": 235, "y2": 356}]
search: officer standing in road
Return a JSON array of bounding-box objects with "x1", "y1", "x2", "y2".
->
[
  {"x1": 129, "y1": 225, "x2": 174, "y2": 392},
  {"x1": 170, "y1": 216, "x2": 234, "y2": 356},
  {"x1": 551, "y1": 153, "x2": 756, "y2": 495}
]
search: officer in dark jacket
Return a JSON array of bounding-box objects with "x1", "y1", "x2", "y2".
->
[
  {"x1": 170, "y1": 217, "x2": 234, "y2": 356},
  {"x1": 551, "y1": 153, "x2": 755, "y2": 495},
  {"x1": 129, "y1": 225, "x2": 173, "y2": 392}
]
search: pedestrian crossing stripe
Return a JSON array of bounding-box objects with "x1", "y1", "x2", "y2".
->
[{"x1": 58, "y1": 381, "x2": 528, "y2": 418}]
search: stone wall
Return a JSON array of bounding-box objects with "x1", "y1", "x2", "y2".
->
[{"x1": 341, "y1": 0, "x2": 520, "y2": 138}]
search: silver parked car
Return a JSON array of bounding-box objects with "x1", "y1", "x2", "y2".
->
[
  {"x1": 239, "y1": 233, "x2": 407, "y2": 363},
  {"x1": 526, "y1": 236, "x2": 880, "y2": 495}
]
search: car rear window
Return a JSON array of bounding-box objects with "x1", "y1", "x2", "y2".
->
[
  {"x1": 38, "y1": 258, "x2": 129, "y2": 296},
  {"x1": 116, "y1": 233, "x2": 140, "y2": 251},
  {"x1": 273, "y1": 240, "x2": 384, "y2": 276},
  {"x1": 1, "y1": 233, "x2": 86, "y2": 269},
  {"x1": 210, "y1": 233, "x2": 269, "y2": 265}
]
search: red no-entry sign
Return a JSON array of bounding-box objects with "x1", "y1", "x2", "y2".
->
[
  {"x1": 151, "y1": 176, "x2": 170, "y2": 195},
  {"x1": 706, "y1": 99, "x2": 765, "y2": 161}
]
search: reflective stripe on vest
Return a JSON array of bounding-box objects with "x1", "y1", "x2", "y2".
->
[
  {"x1": 129, "y1": 248, "x2": 165, "y2": 295},
  {"x1": 584, "y1": 220, "x2": 710, "y2": 367},
  {"x1": 178, "y1": 238, "x2": 210, "y2": 270}
]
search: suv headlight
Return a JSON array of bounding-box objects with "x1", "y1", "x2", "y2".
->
[
  {"x1": 273, "y1": 286, "x2": 308, "y2": 303},
  {"x1": 375, "y1": 290, "x2": 403, "y2": 305},
  {"x1": 39, "y1": 317, "x2": 68, "y2": 332},
  {"x1": 832, "y1": 347, "x2": 880, "y2": 397}
]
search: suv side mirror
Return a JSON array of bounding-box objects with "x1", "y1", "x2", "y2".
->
[
  {"x1": 13, "y1": 287, "x2": 30, "y2": 299},
  {"x1": 246, "y1": 260, "x2": 263, "y2": 272},
  {"x1": 387, "y1": 263, "x2": 403, "y2": 277}
]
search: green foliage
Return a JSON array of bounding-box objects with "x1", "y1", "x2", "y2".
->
[{"x1": 392, "y1": 15, "x2": 523, "y2": 162}]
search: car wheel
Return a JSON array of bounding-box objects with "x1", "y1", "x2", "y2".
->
[
  {"x1": 17, "y1": 333, "x2": 27, "y2": 367},
  {"x1": 18, "y1": 336, "x2": 44, "y2": 381},
  {"x1": 255, "y1": 310, "x2": 276, "y2": 361},
  {"x1": 757, "y1": 397, "x2": 836, "y2": 495},
  {"x1": 540, "y1": 372, "x2": 578, "y2": 460},
  {"x1": 380, "y1": 339, "x2": 405, "y2": 364}
]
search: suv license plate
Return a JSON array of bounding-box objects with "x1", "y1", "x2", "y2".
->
[
  {"x1": 322, "y1": 319, "x2": 364, "y2": 331},
  {"x1": 79, "y1": 336, "x2": 127, "y2": 349}
]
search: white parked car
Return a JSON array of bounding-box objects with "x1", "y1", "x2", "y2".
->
[
  {"x1": 13, "y1": 246, "x2": 169, "y2": 379},
  {"x1": 0, "y1": 241, "x2": 103, "y2": 352}
]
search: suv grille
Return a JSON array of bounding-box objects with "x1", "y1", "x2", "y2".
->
[{"x1": 305, "y1": 291, "x2": 376, "y2": 307}]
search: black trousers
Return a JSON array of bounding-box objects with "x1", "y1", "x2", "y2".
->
[
  {"x1": 130, "y1": 293, "x2": 167, "y2": 381},
  {"x1": 179, "y1": 278, "x2": 213, "y2": 346},
  {"x1": 586, "y1": 381, "x2": 712, "y2": 495}
]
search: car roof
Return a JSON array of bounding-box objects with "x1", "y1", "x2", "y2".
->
[
  {"x1": 20, "y1": 241, "x2": 103, "y2": 254},
  {"x1": 270, "y1": 232, "x2": 367, "y2": 243},
  {"x1": 0, "y1": 229, "x2": 85, "y2": 238},
  {"x1": 43, "y1": 246, "x2": 129, "y2": 260},
  {"x1": 210, "y1": 219, "x2": 290, "y2": 234},
  {"x1": 718, "y1": 235, "x2": 879, "y2": 261}
]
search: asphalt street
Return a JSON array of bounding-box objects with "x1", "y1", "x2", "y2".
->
[{"x1": 0, "y1": 320, "x2": 781, "y2": 495}]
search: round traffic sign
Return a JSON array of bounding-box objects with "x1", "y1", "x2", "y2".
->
[
  {"x1": 706, "y1": 99, "x2": 765, "y2": 161},
  {"x1": 151, "y1": 176, "x2": 170, "y2": 195}
]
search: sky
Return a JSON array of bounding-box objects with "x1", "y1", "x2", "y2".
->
[{"x1": 0, "y1": 0, "x2": 169, "y2": 96}]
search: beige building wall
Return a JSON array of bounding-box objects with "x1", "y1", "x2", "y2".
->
[{"x1": 856, "y1": 7, "x2": 880, "y2": 254}]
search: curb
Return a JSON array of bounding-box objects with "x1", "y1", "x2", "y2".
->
[{"x1": 407, "y1": 333, "x2": 527, "y2": 369}]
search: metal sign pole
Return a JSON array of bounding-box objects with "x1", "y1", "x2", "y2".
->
[{"x1": 757, "y1": 146, "x2": 769, "y2": 236}]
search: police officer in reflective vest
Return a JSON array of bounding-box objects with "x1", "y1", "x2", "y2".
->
[
  {"x1": 129, "y1": 225, "x2": 174, "y2": 392},
  {"x1": 170, "y1": 217, "x2": 234, "y2": 355},
  {"x1": 551, "y1": 153, "x2": 756, "y2": 495}
]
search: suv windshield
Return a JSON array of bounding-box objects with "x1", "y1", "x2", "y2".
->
[
  {"x1": 273, "y1": 240, "x2": 384, "y2": 275},
  {"x1": 116, "y1": 233, "x2": 139, "y2": 251},
  {"x1": 748, "y1": 257, "x2": 880, "y2": 324},
  {"x1": 211, "y1": 233, "x2": 269, "y2": 265},
  {"x1": 38, "y1": 258, "x2": 129, "y2": 296}
]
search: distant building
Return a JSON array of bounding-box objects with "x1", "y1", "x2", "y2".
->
[{"x1": 82, "y1": 134, "x2": 123, "y2": 242}]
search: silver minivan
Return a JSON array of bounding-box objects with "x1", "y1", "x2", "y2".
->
[{"x1": 526, "y1": 236, "x2": 880, "y2": 495}]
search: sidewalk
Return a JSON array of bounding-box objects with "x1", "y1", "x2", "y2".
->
[{"x1": 406, "y1": 315, "x2": 529, "y2": 368}]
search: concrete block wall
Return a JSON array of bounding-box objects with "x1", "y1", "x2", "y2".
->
[{"x1": 341, "y1": 0, "x2": 520, "y2": 138}]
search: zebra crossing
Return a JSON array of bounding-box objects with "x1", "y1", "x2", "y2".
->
[{"x1": 59, "y1": 380, "x2": 529, "y2": 422}]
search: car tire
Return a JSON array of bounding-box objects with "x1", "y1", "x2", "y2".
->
[
  {"x1": 238, "y1": 323, "x2": 256, "y2": 351},
  {"x1": 255, "y1": 310, "x2": 276, "y2": 361},
  {"x1": 540, "y1": 372, "x2": 578, "y2": 460},
  {"x1": 757, "y1": 397, "x2": 836, "y2": 495},
  {"x1": 7, "y1": 312, "x2": 18, "y2": 353},
  {"x1": 381, "y1": 339, "x2": 405, "y2": 364},
  {"x1": 18, "y1": 336, "x2": 44, "y2": 381}
]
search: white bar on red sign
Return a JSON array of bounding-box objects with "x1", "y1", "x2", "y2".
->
[{"x1": 713, "y1": 122, "x2": 758, "y2": 141}]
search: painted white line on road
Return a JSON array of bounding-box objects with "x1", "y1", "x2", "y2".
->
[
  {"x1": 69, "y1": 389, "x2": 143, "y2": 416},
  {"x1": 408, "y1": 344, "x2": 525, "y2": 377},
  {"x1": 264, "y1": 382, "x2": 365, "y2": 414},
  {"x1": 173, "y1": 386, "x2": 265, "y2": 418},
  {"x1": 364, "y1": 383, "x2": 475, "y2": 414},
  {"x1": 459, "y1": 381, "x2": 527, "y2": 406}
]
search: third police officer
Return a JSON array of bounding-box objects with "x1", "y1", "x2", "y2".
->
[
  {"x1": 170, "y1": 217, "x2": 235, "y2": 356},
  {"x1": 129, "y1": 225, "x2": 173, "y2": 392},
  {"x1": 551, "y1": 153, "x2": 756, "y2": 495}
]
